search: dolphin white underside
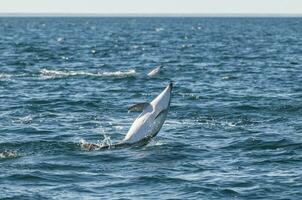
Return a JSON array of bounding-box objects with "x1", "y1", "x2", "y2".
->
[{"x1": 82, "y1": 83, "x2": 172, "y2": 150}]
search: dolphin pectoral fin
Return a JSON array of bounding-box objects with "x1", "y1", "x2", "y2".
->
[
  {"x1": 128, "y1": 103, "x2": 150, "y2": 112},
  {"x1": 155, "y1": 109, "x2": 168, "y2": 120}
]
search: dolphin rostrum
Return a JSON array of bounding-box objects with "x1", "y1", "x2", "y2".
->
[{"x1": 82, "y1": 83, "x2": 173, "y2": 150}]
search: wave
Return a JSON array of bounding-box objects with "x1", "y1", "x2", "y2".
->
[
  {"x1": 224, "y1": 138, "x2": 302, "y2": 151},
  {"x1": 40, "y1": 69, "x2": 136, "y2": 79}
]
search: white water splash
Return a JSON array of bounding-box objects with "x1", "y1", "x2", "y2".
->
[
  {"x1": 222, "y1": 75, "x2": 237, "y2": 80},
  {"x1": 0, "y1": 150, "x2": 21, "y2": 159},
  {"x1": 146, "y1": 139, "x2": 165, "y2": 147},
  {"x1": 0, "y1": 73, "x2": 11, "y2": 80},
  {"x1": 155, "y1": 27, "x2": 165, "y2": 32},
  {"x1": 179, "y1": 92, "x2": 200, "y2": 100},
  {"x1": 40, "y1": 69, "x2": 136, "y2": 79},
  {"x1": 98, "y1": 134, "x2": 113, "y2": 148},
  {"x1": 61, "y1": 56, "x2": 69, "y2": 60},
  {"x1": 181, "y1": 44, "x2": 193, "y2": 49},
  {"x1": 79, "y1": 132, "x2": 113, "y2": 151},
  {"x1": 13, "y1": 115, "x2": 33, "y2": 124},
  {"x1": 56, "y1": 37, "x2": 64, "y2": 42},
  {"x1": 79, "y1": 138, "x2": 90, "y2": 149}
]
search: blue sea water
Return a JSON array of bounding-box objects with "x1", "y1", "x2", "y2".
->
[{"x1": 0, "y1": 17, "x2": 302, "y2": 199}]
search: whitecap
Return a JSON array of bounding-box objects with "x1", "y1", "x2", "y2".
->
[
  {"x1": 40, "y1": 69, "x2": 70, "y2": 78},
  {"x1": 101, "y1": 69, "x2": 136, "y2": 77}
]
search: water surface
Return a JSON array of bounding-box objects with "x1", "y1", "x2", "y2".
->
[{"x1": 1, "y1": 17, "x2": 302, "y2": 199}]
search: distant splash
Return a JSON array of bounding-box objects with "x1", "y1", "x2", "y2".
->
[
  {"x1": 56, "y1": 37, "x2": 64, "y2": 42},
  {"x1": 0, "y1": 150, "x2": 21, "y2": 159},
  {"x1": 179, "y1": 92, "x2": 200, "y2": 100},
  {"x1": 155, "y1": 27, "x2": 165, "y2": 32},
  {"x1": 180, "y1": 44, "x2": 193, "y2": 49},
  {"x1": 13, "y1": 115, "x2": 33, "y2": 124},
  {"x1": 0, "y1": 73, "x2": 11, "y2": 80},
  {"x1": 40, "y1": 69, "x2": 136, "y2": 79},
  {"x1": 221, "y1": 75, "x2": 237, "y2": 81}
]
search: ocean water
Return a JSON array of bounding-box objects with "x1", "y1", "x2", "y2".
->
[{"x1": 0, "y1": 17, "x2": 302, "y2": 199}]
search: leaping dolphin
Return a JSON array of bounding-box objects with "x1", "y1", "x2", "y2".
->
[{"x1": 82, "y1": 83, "x2": 173, "y2": 150}]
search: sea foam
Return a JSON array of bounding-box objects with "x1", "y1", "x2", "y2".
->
[{"x1": 40, "y1": 69, "x2": 136, "y2": 79}]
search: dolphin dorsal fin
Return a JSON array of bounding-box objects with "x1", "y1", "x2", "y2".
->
[{"x1": 128, "y1": 102, "x2": 150, "y2": 112}]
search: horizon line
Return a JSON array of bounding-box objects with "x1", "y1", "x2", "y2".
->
[{"x1": 0, "y1": 12, "x2": 302, "y2": 17}]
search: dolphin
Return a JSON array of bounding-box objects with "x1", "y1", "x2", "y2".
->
[
  {"x1": 147, "y1": 65, "x2": 162, "y2": 77},
  {"x1": 82, "y1": 83, "x2": 173, "y2": 150}
]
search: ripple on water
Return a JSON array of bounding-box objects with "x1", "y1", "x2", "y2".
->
[
  {"x1": 1, "y1": 17, "x2": 302, "y2": 200},
  {"x1": 223, "y1": 138, "x2": 302, "y2": 152}
]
